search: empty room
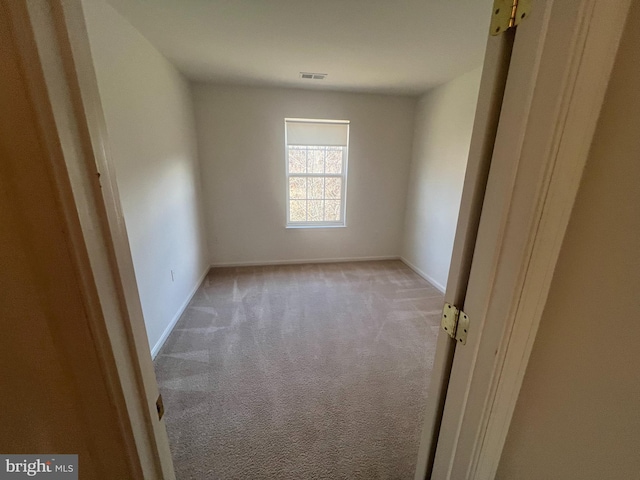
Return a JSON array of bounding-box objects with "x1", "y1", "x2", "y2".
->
[
  {"x1": 75, "y1": 0, "x2": 489, "y2": 477},
  {"x1": 5, "y1": 1, "x2": 640, "y2": 479}
]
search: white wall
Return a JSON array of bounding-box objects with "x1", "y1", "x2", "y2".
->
[
  {"x1": 497, "y1": 2, "x2": 640, "y2": 478},
  {"x1": 192, "y1": 84, "x2": 416, "y2": 265},
  {"x1": 401, "y1": 68, "x2": 482, "y2": 291},
  {"x1": 84, "y1": 0, "x2": 209, "y2": 355}
]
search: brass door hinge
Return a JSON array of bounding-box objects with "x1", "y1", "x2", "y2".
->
[
  {"x1": 490, "y1": 0, "x2": 532, "y2": 36},
  {"x1": 441, "y1": 303, "x2": 470, "y2": 345}
]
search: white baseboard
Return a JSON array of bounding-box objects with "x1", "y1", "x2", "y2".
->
[
  {"x1": 210, "y1": 255, "x2": 400, "y2": 268},
  {"x1": 151, "y1": 266, "x2": 210, "y2": 359},
  {"x1": 400, "y1": 257, "x2": 446, "y2": 293}
]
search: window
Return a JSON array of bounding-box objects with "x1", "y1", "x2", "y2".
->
[{"x1": 285, "y1": 119, "x2": 349, "y2": 227}]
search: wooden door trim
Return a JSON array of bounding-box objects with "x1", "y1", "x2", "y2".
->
[
  {"x1": 471, "y1": 1, "x2": 632, "y2": 477},
  {"x1": 12, "y1": 1, "x2": 176, "y2": 478},
  {"x1": 414, "y1": 26, "x2": 515, "y2": 480},
  {"x1": 432, "y1": 0, "x2": 632, "y2": 478}
]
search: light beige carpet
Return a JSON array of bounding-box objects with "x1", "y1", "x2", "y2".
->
[{"x1": 155, "y1": 260, "x2": 443, "y2": 479}]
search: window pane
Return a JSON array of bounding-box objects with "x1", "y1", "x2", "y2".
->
[
  {"x1": 288, "y1": 147, "x2": 306, "y2": 173},
  {"x1": 290, "y1": 200, "x2": 306, "y2": 221},
  {"x1": 289, "y1": 177, "x2": 306, "y2": 199},
  {"x1": 307, "y1": 147, "x2": 325, "y2": 173},
  {"x1": 325, "y1": 200, "x2": 341, "y2": 222},
  {"x1": 325, "y1": 177, "x2": 342, "y2": 199},
  {"x1": 308, "y1": 200, "x2": 324, "y2": 222},
  {"x1": 308, "y1": 177, "x2": 324, "y2": 199},
  {"x1": 325, "y1": 148, "x2": 343, "y2": 174}
]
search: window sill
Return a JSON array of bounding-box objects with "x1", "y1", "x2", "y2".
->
[{"x1": 286, "y1": 224, "x2": 346, "y2": 229}]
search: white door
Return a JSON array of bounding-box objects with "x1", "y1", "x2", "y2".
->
[
  {"x1": 417, "y1": 0, "x2": 632, "y2": 478},
  {"x1": 413, "y1": 10, "x2": 516, "y2": 480}
]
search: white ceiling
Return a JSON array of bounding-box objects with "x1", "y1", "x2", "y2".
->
[{"x1": 107, "y1": 0, "x2": 493, "y2": 96}]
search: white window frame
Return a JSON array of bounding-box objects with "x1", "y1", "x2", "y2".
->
[{"x1": 284, "y1": 118, "x2": 349, "y2": 228}]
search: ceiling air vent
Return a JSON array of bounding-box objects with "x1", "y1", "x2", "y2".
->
[{"x1": 300, "y1": 72, "x2": 327, "y2": 80}]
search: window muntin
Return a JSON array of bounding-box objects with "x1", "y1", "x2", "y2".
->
[{"x1": 285, "y1": 120, "x2": 349, "y2": 226}]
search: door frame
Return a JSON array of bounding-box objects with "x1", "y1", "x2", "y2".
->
[
  {"x1": 424, "y1": 0, "x2": 631, "y2": 478},
  {"x1": 9, "y1": 1, "x2": 175, "y2": 478},
  {"x1": 413, "y1": 20, "x2": 516, "y2": 480}
]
